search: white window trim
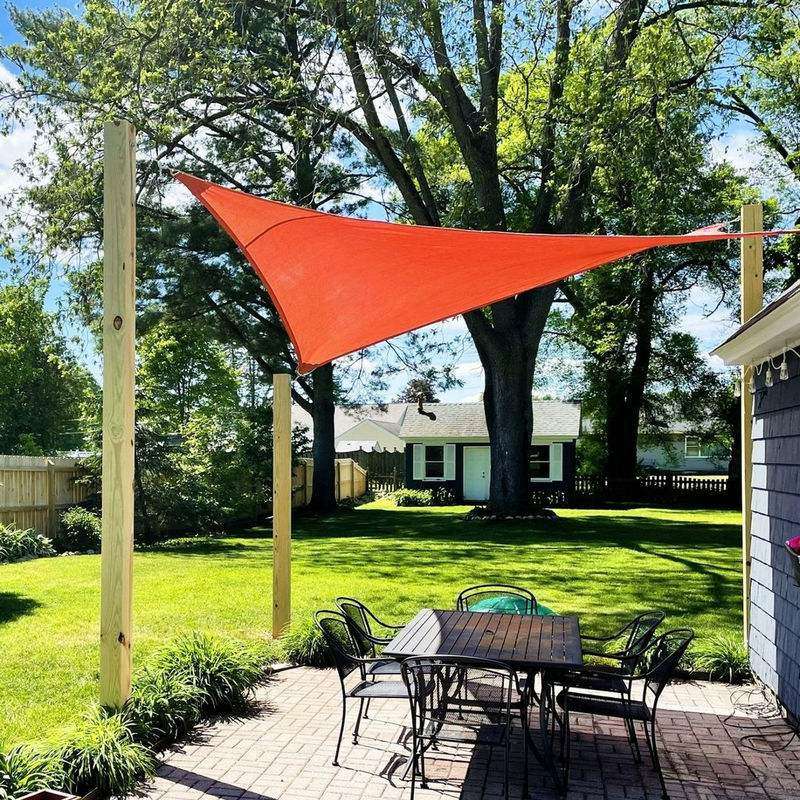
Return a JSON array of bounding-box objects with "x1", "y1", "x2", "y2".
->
[
  {"x1": 684, "y1": 435, "x2": 705, "y2": 459},
  {"x1": 530, "y1": 443, "x2": 551, "y2": 483},
  {"x1": 530, "y1": 442, "x2": 563, "y2": 482},
  {"x1": 418, "y1": 443, "x2": 456, "y2": 482}
]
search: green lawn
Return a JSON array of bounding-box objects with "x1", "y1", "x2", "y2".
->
[{"x1": 0, "y1": 501, "x2": 741, "y2": 748}]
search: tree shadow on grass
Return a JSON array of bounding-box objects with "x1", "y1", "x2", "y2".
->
[{"x1": 0, "y1": 592, "x2": 40, "y2": 625}]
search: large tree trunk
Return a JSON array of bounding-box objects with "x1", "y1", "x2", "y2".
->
[
  {"x1": 605, "y1": 268, "x2": 656, "y2": 483},
  {"x1": 483, "y1": 348, "x2": 535, "y2": 514},
  {"x1": 467, "y1": 287, "x2": 556, "y2": 514},
  {"x1": 309, "y1": 362, "x2": 337, "y2": 513},
  {"x1": 605, "y1": 376, "x2": 639, "y2": 483}
]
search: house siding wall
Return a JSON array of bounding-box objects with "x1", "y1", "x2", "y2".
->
[
  {"x1": 638, "y1": 435, "x2": 729, "y2": 474},
  {"x1": 749, "y1": 348, "x2": 800, "y2": 721},
  {"x1": 404, "y1": 441, "x2": 576, "y2": 501}
]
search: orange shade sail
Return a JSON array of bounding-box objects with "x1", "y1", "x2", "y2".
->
[{"x1": 176, "y1": 172, "x2": 793, "y2": 373}]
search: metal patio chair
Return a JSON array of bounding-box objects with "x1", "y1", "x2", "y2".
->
[
  {"x1": 556, "y1": 628, "x2": 695, "y2": 799},
  {"x1": 313, "y1": 609, "x2": 407, "y2": 766},
  {"x1": 401, "y1": 655, "x2": 526, "y2": 800},
  {"x1": 456, "y1": 584, "x2": 539, "y2": 615},
  {"x1": 540, "y1": 610, "x2": 666, "y2": 753},
  {"x1": 335, "y1": 596, "x2": 405, "y2": 677}
]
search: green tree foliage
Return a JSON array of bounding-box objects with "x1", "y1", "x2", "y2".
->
[
  {"x1": 719, "y1": 1, "x2": 800, "y2": 280},
  {"x1": 0, "y1": 283, "x2": 95, "y2": 454},
  {"x1": 394, "y1": 377, "x2": 440, "y2": 403}
]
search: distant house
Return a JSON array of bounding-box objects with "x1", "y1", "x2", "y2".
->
[
  {"x1": 638, "y1": 422, "x2": 731, "y2": 475},
  {"x1": 292, "y1": 403, "x2": 406, "y2": 453},
  {"x1": 399, "y1": 401, "x2": 581, "y2": 502}
]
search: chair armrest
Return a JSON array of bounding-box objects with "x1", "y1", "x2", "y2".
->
[
  {"x1": 363, "y1": 606, "x2": 405, "y2": 632},
  {"x1": 583, "y1": 647, "x2": 627, "y2": 660}
]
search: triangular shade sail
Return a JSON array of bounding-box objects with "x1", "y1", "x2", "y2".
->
[{"x1": 176, "y1": 172, "x2": 793, "y2": 373}]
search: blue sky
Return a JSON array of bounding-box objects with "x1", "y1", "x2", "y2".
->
[{"x1": 0, "y1": 0, "x2": 787, "y2": 403}]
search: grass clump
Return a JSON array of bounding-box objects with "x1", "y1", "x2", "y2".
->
[
  {"x1": 281, "y1": 617, "x2": 338, "y2": 667},
  {"x1": 50, "y1": 707, "x2": 155, "y2": 796},
  {"x1": 0, "y1": 525, "x2": 54, "y2": 564},
  {"x1": 124, "y1": 668, "x2": 205, "y2": 747},
  {"x1": 0, "y1": 744, "x2": 63, "y2": 800},
  {"x1": 693, "y1": 634, "x2": 751, "y2": 684},
  {"x1": 53, "y1": 507, "x2": 101, "y2": 554},
  {"x1": 149, "y1": 632, "x2": 269, "y2": 713}
]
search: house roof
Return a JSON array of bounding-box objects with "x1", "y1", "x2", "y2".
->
[
  {"x1": 399, "y1": 401, "x2": 581, "y2": 439},
  {"x1": 711, "y1": 279, "x2": 800, "y2": 365},
  {"x1": 292, "y1": 403, "x2": 408, "y2": 441}
]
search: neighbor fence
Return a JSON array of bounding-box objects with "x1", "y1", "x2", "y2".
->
[
  {"x1": 574, "y1": 472, "x2": 733, "y2": 504},
  {"x1": 0, "y1": 454, "x2": 90, "y2": 536},
  {"x1": 337, "y1": 449, "x2": 405, "y2": 497},
  {"x1": 292, "y1": 457, "x2": 368, "y2": 506}
]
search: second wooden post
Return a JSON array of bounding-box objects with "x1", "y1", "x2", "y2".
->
[
  {"x1": 740, "y1": 203, "x2": 764, "y2": 643},
  {"x1": 100, "y1": 119, "x2": 137, "y2": 706},
  {"x1": 272, "y1": 373, "x2": 292, "y2": 637}
]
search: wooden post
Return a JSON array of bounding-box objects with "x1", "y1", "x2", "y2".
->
[
  {"x1": 740, "y1": 203, "x2": 764, "y2": 644},
  {"x1": 100, "y1": 120, "x2": 136, "y2": 707},
  {"x1": 46, "y1": 459, "x2": 56, "y2": 537},
  {"x1": 272, "y1": 373, "x2": 292, "y2": 637}
]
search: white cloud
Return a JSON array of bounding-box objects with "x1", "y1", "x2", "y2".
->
[{"x1": 708, "y1": 130, "x2": 761, "y2": 175}]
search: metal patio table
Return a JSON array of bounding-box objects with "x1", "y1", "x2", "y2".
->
[{"x1": 382, "y1": 608, "x2": 583, "y2": 795}]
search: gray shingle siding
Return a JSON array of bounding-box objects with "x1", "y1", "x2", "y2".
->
[{"x1": 749, "y1": 348, "x2": 800, "y2": 720}]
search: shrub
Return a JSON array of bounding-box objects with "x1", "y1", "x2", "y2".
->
[
  {"x1": 0, "y1": 524, "x2": 55, "y2": 564},
  {"x1": 50, "y1": 707, "x2": 155, "y2": 796},
  {"x1": 393, "y1": 488, "x2": 434, "y2": 506},
  {"x1": 0, "y1": 745, "x2": 63, "y2": 800},
  {"x1": 53, "y1": 507, "x2": 102, "y2": 554},
  {"x1": 281, "y1": 617, "x2": 339, "y2": 667},
  {"x1": 693, "y1": 634, "x2": 751, "y2": 684},
  {"x1": 150, "y1": 632, "x2": 268, "y2": 713},
  {"x1": 393, "y1": 487, "x2": 457, "y2": 506},
  {"x1": 124, "y1": 668, "x2": 205, "y2": 747}
]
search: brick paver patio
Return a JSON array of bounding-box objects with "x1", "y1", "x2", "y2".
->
[{"x1": 142, "y1": 667, "x2": 800, "y2": 800}]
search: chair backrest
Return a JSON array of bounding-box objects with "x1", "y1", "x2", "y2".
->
[
  {"x1": 400, "y1": 655, "x2": 515, "y2": 738},
  {"x1": 313, "y1": 609, "x2": 362, "y2": 680},
  {"x1": 642, "y1": 628, "x2": 695, "y2": 705},
  {"x1": 620, "y1": 610, "x2": 666, "y2": 673},
  {"x1": 456, "y1": 584, "x2": 538, "y2": 615},
  {"x1": 335, "y1": 597, "x2": 376, "y2": 657}
]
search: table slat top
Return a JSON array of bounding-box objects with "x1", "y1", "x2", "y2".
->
[{"x1": 383, "y1": 609, "x2": 582, "y2": 670}]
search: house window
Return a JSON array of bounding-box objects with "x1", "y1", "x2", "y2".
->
[
  {"x1": 530, "y1": 445, "x2": 551, "y2": 480},
  {"x1": 685, "y1": 436, "x2": 704, "y2": 458},
  {"x1": 424, "y1": 445, "x2": 445, "y2": 478}
]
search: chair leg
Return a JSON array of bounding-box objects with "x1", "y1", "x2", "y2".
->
[
  {"x1": 644, "y1": 718, "x2": 669, "y2": 799},
  {"x1": 334, "y1": 693, "x2": 347, "y2": 766},
  {"x1": 363, "y1": 698, "x2": 371, "y2": 719},
  {"x1": 353, "y1": 698, "x2": 365, "y2": 743},
  {"x1": 409, "y1": 735, "x2": 417, "y2": 800},
  {"x1": 521, "y1": 704, "x2": 530, "y2": 799},
  {"x1": 626, "y1": 716, "x2": 642, "y2": 763},
  {"x1": 504, "y1": 735, "x2": 510, "y2": 800},
  {"x1": 419, "y1": 738, "x2": 428, "y2": 789},
  {"x1": 560, "y1": 709, "x2": 571, "y2": 798}
]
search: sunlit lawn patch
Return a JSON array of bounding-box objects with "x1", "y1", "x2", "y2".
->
[{"x1": 0, "y1": 501, "x2": 741, "y2": 747}]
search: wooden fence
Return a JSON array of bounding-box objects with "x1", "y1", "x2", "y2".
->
[
  {"x1": 291, "y1": 458, "x2": 368, "y2": 506},
  {"x1": 0, "y1": 455, "x2": 90, "y2": 536},
  {"x1": 337, "y1": 449, "x2": 405, "y2": 476},
  {"x1": 574, "y1": 472, "x2": 732, "y2": 504}
]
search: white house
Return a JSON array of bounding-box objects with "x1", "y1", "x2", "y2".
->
[
  {"x1": 399, "y1": 400, "x2": 582, "y2": 502},
  {"x1": 292, "y1": 403, "x2": 407, "y2": 453}
]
